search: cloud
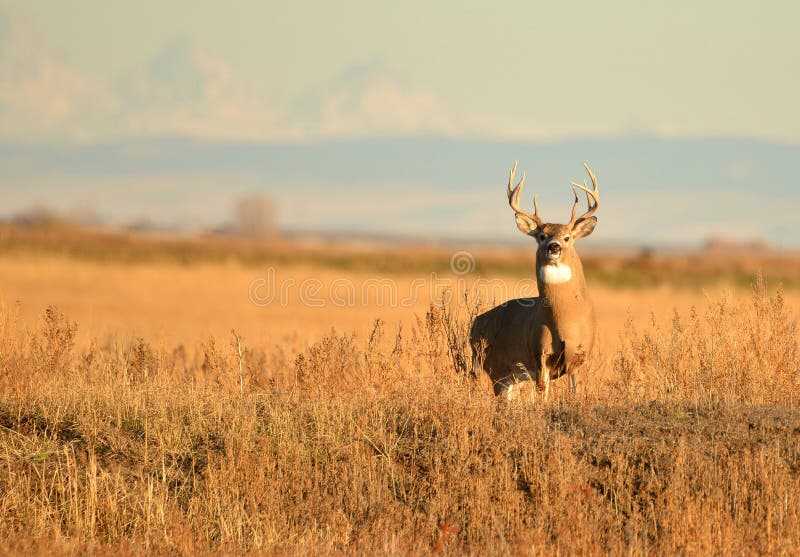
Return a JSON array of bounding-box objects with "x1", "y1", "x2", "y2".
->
[
  {"x1": 0, "y1": 6, "x2": 456, "y2": 143},
  {"x1": 0, "y1": 20, "x2": 284, "y2": 142},
  {"x1": 113, "y1": 38, "x2": 283, "y2": 140},
  {"x1": 0, "y1": 4, "x2": 114, "y2": 141},
  {"x1": 288, "y1": 59, "x2": 455, "y2": 137}
]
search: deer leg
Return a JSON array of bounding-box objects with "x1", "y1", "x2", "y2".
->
[
  {"x1": 566, "y1": 343, "x2": 585, "y2": 395},
  {"x1": 536, "y1": 352, "x2": 551, "y2": 401},
  {"x1": 569, "y1": 373, "x2": 579, "y2": 394},
  {"x1": 543, "y1": 368, "x2": 551, "y2": 401},
  {"x1": 501, "y1": 377, "x2": 519, "y2": 402},
  {"x1": 493, "y1": 377, "x2": 510, "y2": 397},
  {"x1": 472, "y1": 355, "x2": 483, "y2": 378},
  {"x1": 494, "y1": 375, "x2": 522, "y2": 401}
]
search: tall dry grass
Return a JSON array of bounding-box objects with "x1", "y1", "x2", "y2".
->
[
  {"x1": 615, "y1": 276, "x2": 800, "y2": 405},
  {"x1": 0, "y1": 280, "x2": 798, "y2": 555}
]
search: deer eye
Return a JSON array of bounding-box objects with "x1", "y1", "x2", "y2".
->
[{"x1": 564, "y1": 236, "x2": 570, "y2": 242}]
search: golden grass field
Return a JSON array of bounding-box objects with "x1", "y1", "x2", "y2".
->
[{"x1": 0, "y1": 225, "x2": 799, "y2": 555}]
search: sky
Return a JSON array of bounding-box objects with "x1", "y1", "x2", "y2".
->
[
  {"x1": 1, "y1": 1, "x2": 799, "y2": 245},
  {"x1": 4, "y1": 0, "x2": 799, "y2": 143}
]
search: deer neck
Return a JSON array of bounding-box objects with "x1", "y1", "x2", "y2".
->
[{"x1": 536, "y1": 250, "x2": 591, "y2": 323}]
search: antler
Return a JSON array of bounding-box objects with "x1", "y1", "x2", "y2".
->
[
  {"x1": 567, "y1": 163, "x2": 600, "y2": 228},
  {"x1": 507, "y1": 161, "x2": 543, "y2": 228}
]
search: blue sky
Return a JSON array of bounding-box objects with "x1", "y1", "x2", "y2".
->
[{"x1": 1, "y1": 1, "x2": 799, "y2": 245}]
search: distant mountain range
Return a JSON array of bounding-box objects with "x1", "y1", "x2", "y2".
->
[{"x1": 1, "y1": 134, "x2": 798, "y2": 247}]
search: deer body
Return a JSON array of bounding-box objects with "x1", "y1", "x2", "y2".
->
[{"x1": 471, "y1": 163, "x2": 600, "y2": 397}]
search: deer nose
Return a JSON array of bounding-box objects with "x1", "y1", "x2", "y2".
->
[{"x1": 547, "y1": 241, "x2": 562, "y2": 256}]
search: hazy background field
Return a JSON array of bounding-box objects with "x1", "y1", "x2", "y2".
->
[{"x1": 2, "y1": 224, "x2": 799, "y2": 351}]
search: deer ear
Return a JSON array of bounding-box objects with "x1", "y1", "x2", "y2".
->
[
  {"x1": 572, "y1": 216, "x2": 597, "y2": 239},
  {"x1": 514, "y1": 214, "x2": 539, "y2": 236}
]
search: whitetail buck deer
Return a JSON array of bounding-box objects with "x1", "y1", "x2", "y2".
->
[{"x1": 470, "y1": 162, "x2": 600, "y2": 398}]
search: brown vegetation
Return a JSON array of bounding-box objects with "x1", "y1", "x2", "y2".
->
[{"x1": 0, "y1": 250, "x2": 798, "y2": 554}]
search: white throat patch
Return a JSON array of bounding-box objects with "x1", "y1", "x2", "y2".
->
[{"x1": 539, "y1": 263, "x2": 572, "y2": 284}]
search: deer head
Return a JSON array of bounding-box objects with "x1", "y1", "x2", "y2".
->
[{"x1": 507, "y1": 162, "x2": 600, "y2": 285}]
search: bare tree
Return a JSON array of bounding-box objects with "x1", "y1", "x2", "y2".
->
[{"x1": 233, "y1": 194, "x2": 277, "y2": 239}]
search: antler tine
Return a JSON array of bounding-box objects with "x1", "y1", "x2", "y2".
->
[
  {"x1": 507, "y1": 161, "x2": 543, "y2": 226},
  {"x1": 567, "y1": 186, "x2": 580, "y2": 227},
  {"x1": 567, "y1": 163, "x2": 600, "y2": 226}
]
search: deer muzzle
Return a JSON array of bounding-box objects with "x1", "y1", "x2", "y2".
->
[{"x1": 546, "y1": 241, "x2": 562, "y2": 260}]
